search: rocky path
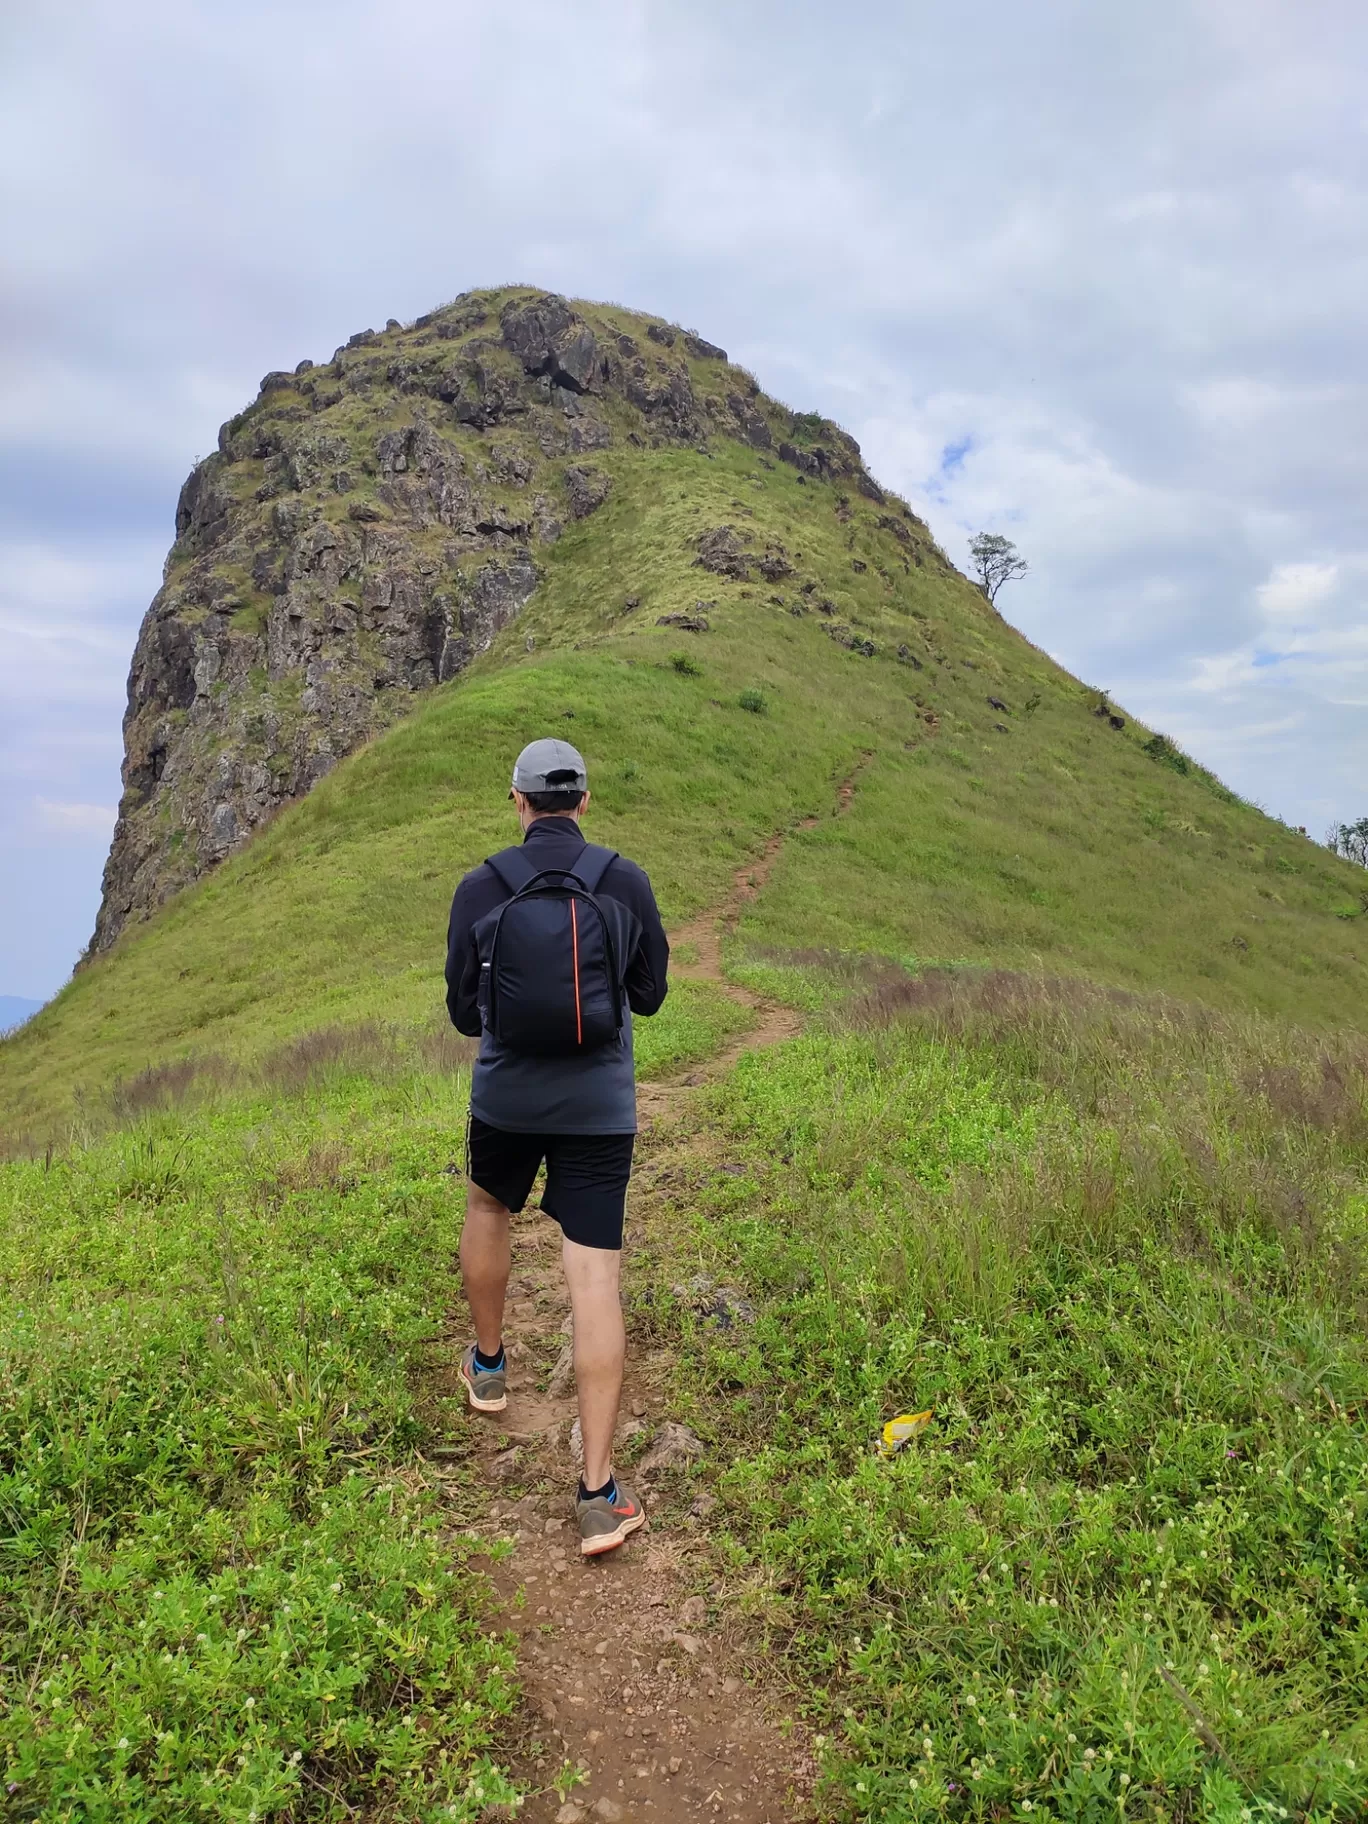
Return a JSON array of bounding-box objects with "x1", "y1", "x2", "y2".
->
[{"x1": 429, "y1": 782, "x2": 861, "y2": 1822}]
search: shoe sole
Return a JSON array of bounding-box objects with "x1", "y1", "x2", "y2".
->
[
  {"x1": 460, "y1": 1366, "x2": 507, "y2": 1414},
  {"x1": 580, "y1": 1508, "x2": 647, "y2": 1557}
]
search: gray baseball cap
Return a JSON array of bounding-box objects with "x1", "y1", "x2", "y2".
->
[{"x1": 510, "y1": 736, "x2": 588, "y2": 796}]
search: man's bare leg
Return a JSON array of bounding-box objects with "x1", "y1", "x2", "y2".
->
[
  {"x1": 561, "y1": 1237, "x2": 624, "y2": 1490},
  {"x1": 460, "y1": 1181, "x2": 511, "y2": 1357}
]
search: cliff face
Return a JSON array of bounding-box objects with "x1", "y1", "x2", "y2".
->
[{"x1": 92, "y1": 288, "x2": 887, "y2": 953}]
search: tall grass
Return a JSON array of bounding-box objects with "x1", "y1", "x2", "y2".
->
[{"x1": 668, "y1": 974, "x2": 1368, "y2": 1821}]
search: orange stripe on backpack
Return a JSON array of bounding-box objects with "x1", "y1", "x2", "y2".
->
[{"x1": 570, "y1": 898, "x2": 583, "y2": 1045}]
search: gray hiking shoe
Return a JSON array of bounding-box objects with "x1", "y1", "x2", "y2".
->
[
  {"x1": 576, "y1": 1479, "x2": 646, "y2": 1557},
  {"x1": 460, "y1": 1344, "x2": 507, "y2": 1413}
]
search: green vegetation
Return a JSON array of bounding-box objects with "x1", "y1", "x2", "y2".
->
[
  {"x1": 667, "y1": 973, "x2": 1368, "y2": 1820},
  {"x1": 1, "y1": 1059, "x2": 521, "y2": 1821},
  {"x1": 4, "y1": 434, "x2": 1365, "y2": 1139},
  {"x1": 4, "y1": 295, "x2": 1368, "y2": 1818},
  {"x1": 0, "y1": 998, "x2": 749, "y2": 1820}
]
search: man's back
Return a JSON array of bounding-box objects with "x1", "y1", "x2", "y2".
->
[
  {"x1": 445, "y1": 815, "x2": 669, "y2": 1134},
  {"x1": 451, "y1": 738, "x2": 663, "y2": 1560}
]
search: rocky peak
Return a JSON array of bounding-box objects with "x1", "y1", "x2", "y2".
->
[{"x1": 91, "y1": 288, "x2": 893, "y2": 953}]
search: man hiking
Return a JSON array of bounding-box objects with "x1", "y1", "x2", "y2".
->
[{"x1": 445, "y1": 738, "x2": 669, "y2": 1556}]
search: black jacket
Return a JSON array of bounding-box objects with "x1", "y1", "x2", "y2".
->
[{"x1": 445, "y1": 817, "x2": 669, "y2": 1132}]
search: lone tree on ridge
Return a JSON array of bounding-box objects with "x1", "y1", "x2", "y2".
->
[
  {"x1": 1328, "y1": 818, "x2": 1368, "y2": 867},
  {"x1": 969, "y1": 532, "x2": 1028, "y2": 607}
]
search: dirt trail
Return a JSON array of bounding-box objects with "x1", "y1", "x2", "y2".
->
[{"x1": 432, "y1": 774, "x2": 863, "y2": 1823}]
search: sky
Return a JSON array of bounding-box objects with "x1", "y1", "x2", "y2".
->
[{"x1": 3, "y1": 0, "x2": 1365, "y2": 1001}]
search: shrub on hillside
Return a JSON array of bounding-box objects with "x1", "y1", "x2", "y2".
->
[
  {"x1": 1328, "y1": 816, "x2": 1368, "y2": 867},
  {"x1": 1144, "y1": 731, "x2": 1191, "y2": 774}
]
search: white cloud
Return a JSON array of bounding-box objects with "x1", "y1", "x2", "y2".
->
[{"x1": 1256, "y1": 561, "x2": 1339, "y2": 619}]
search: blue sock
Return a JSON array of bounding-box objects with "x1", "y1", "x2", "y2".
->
[
  {"x1": 473, "y1": 1343, "x2": 505, "y2": 1372},
  {"x1": 579, "y1": 1475, "x2": 617, "y2": 1503}
]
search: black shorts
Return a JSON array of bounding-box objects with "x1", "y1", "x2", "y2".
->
[{"x1": 466, "y1": 1116, "x2": 635, "y2": 1251}]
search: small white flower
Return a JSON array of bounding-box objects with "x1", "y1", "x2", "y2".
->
[
  {"x1": 330, "y1": 1582, "x2": 342, "y2": 1593},
  {"x1": 244, "y1": 1697, "x2": 255, "y2": 1709},
  {"x1": 118, "y1": 1738, "x2": 129, "y2": 1750}
]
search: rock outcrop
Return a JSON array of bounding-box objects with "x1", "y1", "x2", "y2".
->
[{"x1": 92, "y1": 288, "x2": 897, "y2": 952}]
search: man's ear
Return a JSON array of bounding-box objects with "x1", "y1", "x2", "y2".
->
[{"x1": 576, "y1": 789, "x2": 591, "y2": 820}]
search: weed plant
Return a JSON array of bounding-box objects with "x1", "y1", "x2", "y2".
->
[
  {"x1": 670, "y1": 974, "x2": 1368, "y2": 1821},
  {"x1": 0, "y1": 975, "x2": 753, "y2": 1814},
  {"x1": 0, "y1": 1065, "x2": 512, "y2": 1820}
]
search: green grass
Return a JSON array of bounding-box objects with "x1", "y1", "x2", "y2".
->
[
  {"x1": 1, "y1": 1062, "x2": 525, "y2": 1821},
  {"x1": 4, "y1": 437, "x2": 1366, "y2": 1140},
  {"x1": 0, "y1": 1005, "x2": 750, "y2": 1818},
  {"x1": 5, "y1": 297, "x2": 1368, "y2": 1820},
  {"x1": 657, "y1": 975, "x2": 1368, "y2": 1821}
]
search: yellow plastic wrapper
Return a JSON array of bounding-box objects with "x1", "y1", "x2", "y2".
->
[{"x1": 876, "y1": 1410, "x2": 933, "y2": 1458}]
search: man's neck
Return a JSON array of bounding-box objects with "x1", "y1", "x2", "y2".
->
[{"x1": 524, "y1": 813, "x2": 583, "y2": 835}]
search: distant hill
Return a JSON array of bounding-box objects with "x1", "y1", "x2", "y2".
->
[
  {"x1": 0, "y1": 997, "x2": 41, "y2": 1036},
  {"x1": 3, "y1": 285, "x2": 1366, "y2": 1135}
]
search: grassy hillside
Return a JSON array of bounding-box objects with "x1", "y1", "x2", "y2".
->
[
  {"x1": 670, "y1": 980, "x2": 1368, "y2": 1820},
  {"x1": 4, "y1": 295, "x2": 1367, "y2": 1822},
  {"x1": 3, "y1": 425, "x2": 1365, "y2": 1139}
]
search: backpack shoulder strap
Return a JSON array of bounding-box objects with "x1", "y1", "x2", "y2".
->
[
  {"x1": 484, "y1": 845, "x2": 539, "y2": 895},
  {"x1": 569, "y1": 843, "x2": 619, "y2": 894}
]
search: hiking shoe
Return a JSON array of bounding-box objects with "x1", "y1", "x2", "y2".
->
[
  {"x1": 577, "y1": 1479, "x2": 646, "y2": 1557},
  {"x1": 460, "y1": 1344, "x2": 508, "y2": 1413}
]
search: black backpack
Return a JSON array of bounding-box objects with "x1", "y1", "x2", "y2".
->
[{"x1": 475, "y1": 844, "x2": 630, "y2": 1056}]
